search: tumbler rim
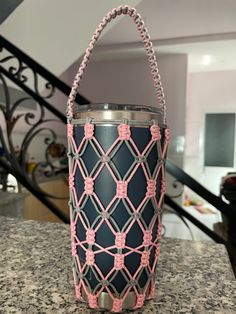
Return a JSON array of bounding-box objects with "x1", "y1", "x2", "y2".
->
[
  {"x1": 73, "y1": 103, "x2": 166, "y2": 126},
  {"x1": 73, "y1": 103, "x2": 163, "y2": 115}
]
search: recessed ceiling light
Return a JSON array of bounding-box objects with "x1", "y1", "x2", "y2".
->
[{"x1": 201, "y1": 55, "x2": 212, "y2": 66}]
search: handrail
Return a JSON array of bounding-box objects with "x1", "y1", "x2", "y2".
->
[
  {"x1": 165, "y1": 195, "x2": 228, "y2": 245},
  {"x1": 0, "y1": 35, "x2": 89, "y2": 105},
  {"x1": 0, "y1": 157, "x2": 69, "y2": 223},
  {"x1": 166, "y1": 159, "x2": 236, "y2": 220},
  {"x1": 0, "y1": 65, "x2": 67, "y2": 123},
  {"x1": 0, "y1": 35, "x2": 76, "y2": 222}
]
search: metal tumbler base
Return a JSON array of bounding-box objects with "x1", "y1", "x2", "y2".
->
[
  {"x1": 82, "y1": 289, "x2": 136, "y2": 311},
  {"x1": 81, "y1": 284, "x2": 154, "y2": 312}
]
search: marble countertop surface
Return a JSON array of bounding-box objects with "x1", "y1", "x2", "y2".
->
[{"x1": 0, "y1": 217, "x2": 235, "y2": 314}]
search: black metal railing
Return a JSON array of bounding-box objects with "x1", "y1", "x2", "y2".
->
[
  {"x1": 0, "y1": 35, "x2": 90, "y2": 223},
  {"x1": 166, "y1": 160, "x2": 236, "y2": 220},
  {"x1": 164, "y1": 195, "x2": 228, "y2": 245},
  {"x1": 166, "y1": 160, "x2": 236, "y2": 250},
  {"x1": 0, "y1": 35, "x2": 88, "y2": 106}
]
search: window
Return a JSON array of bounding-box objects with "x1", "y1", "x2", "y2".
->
[{"x1": 204, "y1": 113, "x2": 235, "y2": 167}]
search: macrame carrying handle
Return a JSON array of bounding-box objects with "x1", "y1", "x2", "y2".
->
[{"x1": 67, "y1": 5, "x2": 166, "y2": 123}]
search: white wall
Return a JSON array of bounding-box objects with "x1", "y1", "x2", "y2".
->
[{"x1": 185, "y1": 70, "x2": 236, "y2": 195}]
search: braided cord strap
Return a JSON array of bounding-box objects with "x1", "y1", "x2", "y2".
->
[{"x1": 67, "y1": 5, "x2": 166, "y2": 122}]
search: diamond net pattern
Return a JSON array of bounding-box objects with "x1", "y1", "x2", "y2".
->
[{"x1": 67, "y1": 121, "x2": 169, "y2": 312}]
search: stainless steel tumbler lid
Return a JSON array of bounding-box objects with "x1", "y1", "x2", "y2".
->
[{"x1": 73, "y1": 103, "x2": 165, "y2": 126}]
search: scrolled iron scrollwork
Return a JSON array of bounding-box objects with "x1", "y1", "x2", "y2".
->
[
  {"x1": 0, "y1": 48, "x2": 55, "y2": 99},
  {"x1": 0, "y1": 35, "x2": 90, "y2": 222},
  {"x1": 0, "y1": 62, "x2": 67, "y2": 199}
]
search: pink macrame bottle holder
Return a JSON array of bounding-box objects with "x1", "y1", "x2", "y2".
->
[{"x1": 67, "y1": 5, "x2": 168, "y2": 313}]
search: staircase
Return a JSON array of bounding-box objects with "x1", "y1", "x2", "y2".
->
[{"x1": 0, "y1": 35, "x2": 90, "y2": 223}]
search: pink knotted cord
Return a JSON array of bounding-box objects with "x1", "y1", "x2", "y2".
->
[
  {"x1": 86, "y1": 229, "x2": 95, "y2": 244},
  {"x1": 165, "y1": 128, "x2": 170, "y2": 143},
  {"x1": 141, "y1": 250, "x2": 150, "y2": 267},
  {"x1": 143, "y1": 230, "x2": 152, "y2": 246},
  {"x1": 84, "y1": 123, "x2": 94, "y2": 139},
  {"x1": 86, "y1": 249, "x2": 95, "y2": 266},
  {"x1": 136, "y1": 294, "x2": 145, "y2": 308},
  {"x1": 66, "y1": 5, "x2": 166, "y2": 122},
  {"x1": 116, "y1": 181, "x2": 128, "y2": 198},
  {"x1": 75, "y1": 285, "x2": 82, "y2": 300},
  {"x1": 115, "y1": 232, "x2": 126, "y2": 249},
  {"x1": 69, "y1": 174, "x2": 74, "y2": 188},
  {"x1": 71, "y1": 242, "x2": 76, "y2": 257},
  {"x1": 71, "y1": 222, "x2": 76, "y2": 237},
  {"x1": 118, "y1": 124, "x2": 131, "y2": 141},
  {"x1": 114, "y1": 254, "x2": 125, "y2": 270},
  {"x1": 112, "y1": 298, "x2": 123, "y2": 313},
  {"x1": 150, "y1": 125, "x2": 161, "y2": 141},
  {"x1": 146, "y1": 179, "x2": 156, "y2": 197},
  {"x1": 67, "y1": 124, "x2": 73, "y2": 137},
  {"x1": 84, "y1": 177, "x2": 94, "y2": 195},
  {"x1": 88, "y1": 294, "x2": 97, "y2": 309}
]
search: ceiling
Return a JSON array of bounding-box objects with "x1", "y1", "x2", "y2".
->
[
  {"x1": 1, "y1": 0, "x2": 236, "y2": 75},
  {"x1": 1, "y1": 0, "x2": 142, "y2": 76},
  {"x1": 94, "y1": 0, "x2": 236, "y2": 72},
  {"x1": 100, "y1": 0, "x2": 236, "y2": 45},
  {"x1": 93, "y1": 38, "x2": 236, "y2": 72}
]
